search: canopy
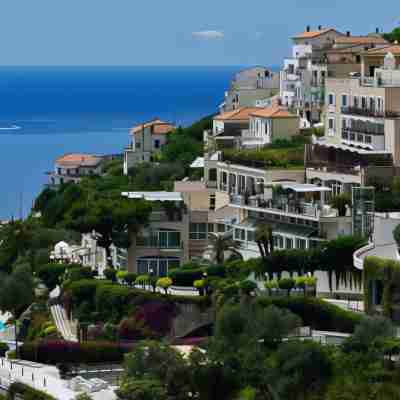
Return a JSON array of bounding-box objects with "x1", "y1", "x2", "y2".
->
[
  {"x1": 122, "y1": 191, "x2": 183, "y2": 202},
  {"x1": 190, "y1": 157, "x2": 205, "y2": 168}
]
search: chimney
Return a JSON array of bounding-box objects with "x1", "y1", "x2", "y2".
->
[
  {"x1": 306, "y1": 26, "x2": 311, "y2": 32},
  {"x1": 346, "y1": 31, "x2": 351, "y2": 37},
  {"x1": 318, "y1": 25, "x2": 322, "y2": 31}
]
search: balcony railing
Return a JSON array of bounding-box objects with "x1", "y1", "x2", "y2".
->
[
  {"x1": 341, "y1": 106, "x2": 385, "y2": 119},
  {"x1": 306, "y1": 162, "x2": 361, "y2": 176},
  {"x1": 136, "y1": 237, "x2": 183, "y2": 249},
  {"x1": 230, "y1": 194, "x2": 338, "y2": 218}
]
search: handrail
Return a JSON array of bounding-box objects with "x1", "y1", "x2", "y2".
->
[{"x1": 353, "y1": 242, "x2": 375, "y2": 270}]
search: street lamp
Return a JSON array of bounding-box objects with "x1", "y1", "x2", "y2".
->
[{"x1": 203, "y1": 272, "x2": 208, "y2": 295}]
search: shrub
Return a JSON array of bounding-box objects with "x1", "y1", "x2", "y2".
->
[
  {"x1": 41, "y1": 325, "x2": 57, "y2": 338},
  {"x1": 68, "y1": 279, "x2": 112, "y2": 310},
  {"x1": 330, "y1": 193, "x2": 352, "y2": 217},
  {"x1": 20, "y1": 340, "x2": 133, "y2": 364},
  {"x1": 0, "y1": 342, "x2": 9, "y2": 357},
  {"x1": 136, "y1": 274, "x2": 150, "y2": 288},
  {"x1": 239, "y1": 280, "x2": 257, "y2": 295},
  {"x1": 156, "y1": 277, "x2": 173, "y2": 294},
  {"x1": 36, "y1": 263, "x2": 67, "y2": 290},
  {"x1": 135, "y1": 301, "x2": 177, "y2": 336},
  {"x1": 65, "y1": 265, "x2": 94, "y2": 282},
  {"x1": 104, "y1": 268, "x2": 117, "y2": 282},
  {"x1": 95, "y1": 284, "x2": 133, "y2": 321},
  {"x1": 8, "y1": 383, "x2": 56, "y2": 400},
  {"x1": 116, "y1": 270, "x2": 129, "y2": 282},
  {"x1": 278, "y1": 277, "x2": 295, "y2": 295},
  {"x1": 265, "y1": 279, "x2": 279, "y2": 294},
  {"x1": 257, "y1": 296, "x2": 361, "y2": 333},
  {"x1": 124, "y1": 273, "x2": 137, "y2": 287},
  {"x1": 119, "y1": 317, "x2": 151, "y2": 340},
  {"x1": 169, "y1": 268, "x2": 203, "y2": 286},
  {"x1": 116, "y1": 379, "x2": 168, "y2": 400}
]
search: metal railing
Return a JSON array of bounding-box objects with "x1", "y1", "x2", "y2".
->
[
  {"x1": 306, "y1": 162, "x2": 361, "y2": 176},
  {"x1": 341, "y1": 106, "x2": 400, "y2": 119}
]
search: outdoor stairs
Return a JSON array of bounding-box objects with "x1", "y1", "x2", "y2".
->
[{"x1": 50, "y1": 304, "x2": 78, "y2": 342}]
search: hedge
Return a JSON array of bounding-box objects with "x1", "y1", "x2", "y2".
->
[
  {"x1": 8, "y1": 382, "x2": 56, "y2": 400},
  {"x1": 36, "y1": 263, "x2": 67, "y2": 290},
  {"x1": 169, "y1": 264, "x2": 226, "y2": 287},
  {"x1": 20, "y1": 340, "x2": 133, "y2": 364},
  {"x1": 257, "y1": 296, "x2": 362, "y2": 333}
]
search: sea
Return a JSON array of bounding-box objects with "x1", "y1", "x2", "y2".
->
[{"x1": 0, "y1": 66, "x2": 241, "y2": 220}]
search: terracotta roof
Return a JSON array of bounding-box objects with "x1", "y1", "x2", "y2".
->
[
  {"x1": 214, "y1": 107, "x2": 261, "y2": 122},
  {"x1": 131, "y1": 119, "x2": 176, "y2": 135},
  {"x1": 293, "y1": 28, "x2": 338, "y2": 39},
  {"x1": 335, "y1": 36, "x2": 388, "y2": 45},
  {"x1": 250, "y1": 106, "x2": 298, "y2": 119},
  {"x1": 56, "y1": 153, "x2": 102, "y2": 167},
  {"x1": 362, "y1": 44, "x2": 400, "y2": 56}
]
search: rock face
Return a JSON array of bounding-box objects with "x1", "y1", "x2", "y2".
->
[{"x1": 170, "y1": 303, "x2": 214, "y2": 338}]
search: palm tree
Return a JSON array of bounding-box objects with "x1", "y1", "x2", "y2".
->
[
  {"x1": 208, "y1": 233, "x2": 242, "y2": 264},
  {"x1": 255, "y1": 223, "x2": 274, "y2": 260}
]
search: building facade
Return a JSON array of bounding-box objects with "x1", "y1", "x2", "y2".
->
[
  {"x1": 48, "y1": 153, "x2": 103, "y2": 186},
  {"x1": 123, "y1": 119, "x2": 175, "y2": 174}
]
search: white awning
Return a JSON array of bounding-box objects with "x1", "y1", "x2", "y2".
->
[
  {"x1": 122, "y1": 191, "x2": 183, "y2": 202},
  {"x1": 269, "y1": 181, "x2": 331, "y2": 193},
  {"x1": 314, "y1": 140, "x2": 391, "y2": 155},
  {"x1": 190, "y1": 157, "x2": 205, "y2": 168}
]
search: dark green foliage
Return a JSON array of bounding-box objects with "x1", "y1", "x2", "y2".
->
[
  {"x1": 393, "y1": 224, "x2": 400, "y2": 249},
  {"x1": 363, "y1": 256, "x2": 400, "y2": 317},
  {"x1": 169, "y1": 268, "x2": 203, "y2": 286},
  {"x1": 20, "y1": 340, "x2": 131, "y2": 364},
  {"x1": 0, "y1": 342, "x2": 9, "y2": 357},
  {"x1": 239, "y1": 280, "x2": 257, "y2": 295},
  {"x1": 104, "y1": 268, "x2": 117, "y2": 282},
  {"x1": 257, "y1": 296, "x2": 362, "y2": 333},
  {"x1": 8, "y1": 382, "x2": 56, "y2": 400},
  {"x1": 36, "y1": 263, "x2": 67, "y2": 290},
  {"x1": 271, "y1": 340, "x2": 333, "y2": 399},
  {"x1": 116, "y1": 379, "x2": 168, "y2": 400},
  {"x1": 278, "y1": 277, "x2": 295, "y2": 295},
  {"x1": 383, "y1": 27, "x2": 400, "y2": 43}
]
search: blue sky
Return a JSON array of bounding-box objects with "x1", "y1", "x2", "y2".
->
[{"x1": 1, "y1": 0, "x2": 399, "y2": 66}]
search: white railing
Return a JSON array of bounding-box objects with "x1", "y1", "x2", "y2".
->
[{"x1": 353, "y1": 242, "x2": 375, "y2": 270}]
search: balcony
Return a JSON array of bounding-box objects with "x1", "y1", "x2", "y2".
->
[
  {"x1": 306, "y1": 162, "x2": 361, "y2": 176},
  {"x1": 230, "y1": 191, "x2": 338, "y2": 220},
  {"x1": 341, "y1": 106, "x2": 385, "y2": 119},
  {"x1": 136, "y1": 236, "x2": 183, "y2": 249}
]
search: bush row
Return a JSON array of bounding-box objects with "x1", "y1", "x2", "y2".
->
[
  {"x1": 20, "y1": 340, "x2": 133, "y2": 364},
  {"x1": 257, "y1": 296, "x2": 362, "y2": 333},
  {"x1": 169, "y1": 264, "x2": 226, "y2": 287},
  {"x1": 8, "y1": 382, "x2": 56, "y2": 400}
]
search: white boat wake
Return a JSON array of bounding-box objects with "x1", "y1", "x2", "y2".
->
[{"x1": 0, "y1": 125, "x2": 21, "y2": 131}]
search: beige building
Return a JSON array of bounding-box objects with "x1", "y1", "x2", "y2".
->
[
  {"x1": 245, "y1": 107, "x2": 299, "y2": 147},
  {"x1": 306, "y1": 44, "x2": 400, "y2": 194},
  {"x1": 122, "y1": 184, "x2": 237, "y2": 275},
  {"x1": 48, "y1": 153, "x2": 103, "y2": 186},
  {"x1": 123, "y1": 119, "x2": 175, "y2": 174}
]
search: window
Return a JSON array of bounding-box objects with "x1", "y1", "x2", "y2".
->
[
  {"x1": 350, "y1": 132, "x2": 355, "y2": 141},
  {"x1": 365, "y1": 135, "x2": 372, "y2": 144},
  {"x1": 342, "y1": 131, "x2": 348, "y2": 140},
  {"x1": 154, "y1": 139, "x2": 160, "y2": 149},
  {"x1": 361, "y1": 96, "x2": 367, "y2": 109},
  {"x1": 353, "y1": 96, "x2": 359, "y2": 108},
  {"x1": 136, "y1": 141, "x2": 141, "y2": 149},
  {"x1": 357, "y1": 134, "x2": 364, "y2": 143},
  {"x1": 328, "y1": 93, "x2": 335, "y2": 105},
  {"x1": 341, "y1": 94, "x2": 348, "y2": 107},
  {"x1": 247, "y1": 230, "x2": 256, "y2": 242},
  {"x1": 208, "y1": 223, "x2": 214, "y2": 233},
  {"x1": 234, "y1": 228, "x2": 246, "y2": 241},
  {"x1": 137, "y1": 257, "x2": 180, "y2": 277},
  {"x1": 217, "y1": 224, "x2": 225, "y2": 233},
  {"x1": 209, "y1": 194, "x2": 216, "y2": 211},
  {"x1": 190, "y1": 223, "x2": 207, "y2": 240},
  {"x1": 286, "y1": 238, "x2": 293, "y2": 249},
  {"x1": 273, "y1": 235, "x2": 284, "y2": 248}
]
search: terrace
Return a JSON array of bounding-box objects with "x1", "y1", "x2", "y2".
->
[{"x1": 229, "y1": 182, "x2": 338, "y2": 221}]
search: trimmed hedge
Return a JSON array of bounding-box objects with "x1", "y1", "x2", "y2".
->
[
  {"x1": 36, "y1": 263, "x2": 67, "y2": 290},
  {"x1": 169, "y1": 264, "x2": 226, "y2": 287},
  {"x1": 20, "y1": 340, "x2": 133, "y2": 364},
  {"x1": 8, "y1": 382, "x2": 56, "y2": 400},
  {"x1": 257, "y1": 296, "x2": 362, "y2": 333}
]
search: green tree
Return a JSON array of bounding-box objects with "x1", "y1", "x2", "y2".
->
[
  {"x1": 383, "y1": 27, "x2": 400, "y2": 43},
  {"x1": 208, "y1": 233, "x2": 242, "y2": 264},
  {"x1": 0, "y1": 265, "x2": 35, "y2": 357},
  {"x1": 330, "y1": 193, "x2": 352, "y2": 217},
  {"x1": 116, "y1": 379, "x2": 168, "y2": 400},
  {"x1": 255, "y1": 223, "x2": 274, "y2": 262}
]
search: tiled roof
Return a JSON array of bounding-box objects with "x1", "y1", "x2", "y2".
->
[
  {"x1": 335, "y1": 36, "x2": 388, "y2": 45},
  {"x1": 56, "y1": 153, "x2": 102, "y2": 167},
  {"x1": 131, "y1": 119, "x2": 176, "y2": 135},
  {"x1": 362, "y1": 44, "x2": 400, "y2": 56},
  {"x1": 292, "y1": 28, "x2": 337, "y2": 39},
  {"x1": 214, "y1": 107, "x2": 261, "y2": 122},
  {"x1": 250, "y1": 106, "x2": 298, "y2": 119}
]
